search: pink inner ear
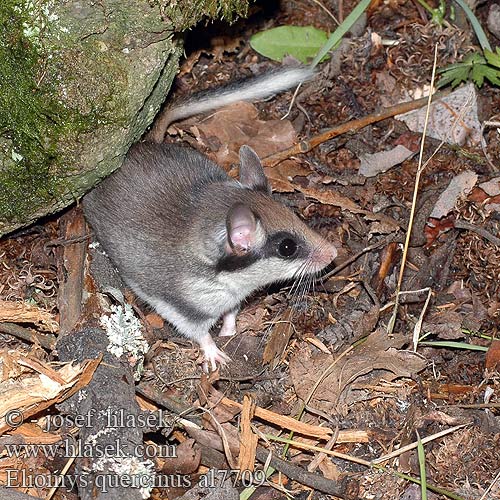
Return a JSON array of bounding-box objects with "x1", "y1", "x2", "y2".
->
[
  {"x1": 227, "y1": 204, "x2": 256, "y2": 254},
  {"x1": 230, "y1": 223, "x2": 254, "y2": 251}
]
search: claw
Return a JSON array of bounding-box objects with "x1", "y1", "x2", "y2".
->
[{"x1": 199, "y1": 334, "x2": 231, "y2": 372}]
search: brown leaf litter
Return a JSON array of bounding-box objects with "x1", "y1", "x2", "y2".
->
[{"x1": 1, "y1": 1, "x2": 500, "y2": 498}]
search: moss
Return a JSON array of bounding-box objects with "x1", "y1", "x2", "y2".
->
[
  {"x1": 157, "y1": 0, "x2": 249, "y2": 30},
  {"x1": 0, "y1": 1, "x2": 121, "y2": 224}
]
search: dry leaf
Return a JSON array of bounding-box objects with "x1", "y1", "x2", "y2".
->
[
  {"x1": 478, "y1": 177, "x2": 500, "y2": 197},
  {"x1": 264, "y1": 161, "x2": 310, "y2": 193},
  {"x1": 485, "y1": 340, "x2": 500, "y2": 371},
  {"x1": 430, "y1": 171, "x2": 478, "y2": 219},
  {"x1": 359, "y1": 145, "x2": 415, "y2": 177},
  {"x1": 422, "y1": 311, "x2": 464, "y2": 340},
  {"x1": 297, "y1": 186, "x2": 364, "y2": 213},
  {"x1": 289, "y1": 329, "x2": 426, "y2": 412},
  {"x1": 196, "y1": 101, "x2": 297, "y2": 168},
  {"x1": 158, "y1": 438, "x2": 201, "y2": 474},
  {"x1": 145, "y1": 313, "x2": 164, "y2": 329},
  {"x1": 262, "y1": 308, "x2": 294, "y2": 367},
  {"x1": 397, "y1": 83, "x2": 481, "y2": 146},
  {"x1": 235, "y1": 306, "x2": 267, "y2": 334}
]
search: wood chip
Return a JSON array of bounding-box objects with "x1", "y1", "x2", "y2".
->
[
  {"x1": 238, "y1": 395, "x2": 258, "y2": 473},
  {"x1": 0, "y1": 300, "x2": 58, "y2": 333}
]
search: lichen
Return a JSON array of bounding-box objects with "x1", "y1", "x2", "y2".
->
[{"x1": 101, "y1": 303, "x2": 148, "y2": 380}]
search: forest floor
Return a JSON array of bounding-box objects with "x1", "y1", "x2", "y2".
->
[{"x1": 1, "y1": 1, "x2": 500, "y2": 499}]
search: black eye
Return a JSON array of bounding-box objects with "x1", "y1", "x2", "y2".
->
[{"x1": 278, "y1": 238, "x2": 298, "y2": 258}]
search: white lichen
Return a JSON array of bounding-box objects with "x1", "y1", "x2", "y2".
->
[
  {"x1": 15, "y1": 0, "x2": 67, "y2": 44},
  {"x1": 100, "y1": 304, "x2": 149, "y2": 379},
  {"x1": 93, "y1": 456, "x2": 155, "y2": 499},
  {"x1": 11, "y1": 150, "x2": 23, "y2": 162}
]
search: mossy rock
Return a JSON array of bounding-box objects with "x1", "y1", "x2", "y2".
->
[{"x1": 0, "y1": 0, "x2": 248, "y2": 236}]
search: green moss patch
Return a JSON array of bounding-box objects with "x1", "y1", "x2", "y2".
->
[{"x1": 0, "y1": 2, "x2": 95, "y2": 224}]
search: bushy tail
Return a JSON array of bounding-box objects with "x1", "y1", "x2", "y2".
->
[{"x1": 146, "y1": 66, "x2": 315, "y2": 143}]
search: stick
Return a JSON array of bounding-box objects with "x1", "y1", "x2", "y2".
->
[{"x1": 262, "y1": 91, "x2": 449, "y2": 167}]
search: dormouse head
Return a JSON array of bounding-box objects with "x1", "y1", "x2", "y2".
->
[{"x1": 216, "y1": 146, "x2": 337, "y2": 284}]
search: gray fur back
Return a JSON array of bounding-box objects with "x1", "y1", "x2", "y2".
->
[{"x1": 83, "y1": 143, "x2": 232, "y2": 316}]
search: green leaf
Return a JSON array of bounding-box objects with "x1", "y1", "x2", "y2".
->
[
  {"x1": 250, "y1": 25, "x2": 329, "y2": 64},
  {"x1": 482, "y1": 65, "x2": 500, "y2": 86},
  {"x1": 437, "y1": 64, "x2": 470, "y2": 88},
  {"x1": 471, "y1": 63, "x2": 485, "y2": 87},
  {"x1": 484, "y1": 47, "x2": 500, "y2": 69},
  {"x1": 437, "y1": 51, "x2": 500, "y2": 89},
  {"x1": 419, "y1": 341, "x2": 488, "y2": 351},
  {"x1": 416, "y1": 433, "x2": 428, "y2": 500}
]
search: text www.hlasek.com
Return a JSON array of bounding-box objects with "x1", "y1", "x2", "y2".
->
[{"x1": 4, "y1": 438, "x2": 176, "y2": 460}]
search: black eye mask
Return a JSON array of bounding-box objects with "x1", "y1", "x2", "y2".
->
[{"x1": 215, "y1": 231, "x2": 307, "y2": 273}]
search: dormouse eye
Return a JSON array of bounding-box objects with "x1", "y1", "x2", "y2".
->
[{"x1": 277, "y1": 238, "x2": 298, "y2": 258}]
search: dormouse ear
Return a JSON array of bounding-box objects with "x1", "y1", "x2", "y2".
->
[
  {"x1": 226, "y1": 203, "x2": 259, "y2": 255},
  {"x1": 238, "y1": 145, "x2": 271, "y2": 194}
]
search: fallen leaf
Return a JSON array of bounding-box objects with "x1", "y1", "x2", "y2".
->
[
  {"x1": 145, "y1": 313, "x2": 164, "y2": 329},
  {"x1": 263, "y1": 309, "x2": 294, "y2": 368},
  {"x1": 468, "y1": 177, "x2": 500, "y2": 214},
  {"x1": 297, "y1": 186, "x2": 364, "y2": 213},
  {"x1": 430, "y1": 171, "x2": 478, "y2": 219},
  {"x1": 158, "y1": 438, "x2": 201, "y2": 474},
  {"x1": 397, "y1": 83, "x2": 481, "y2": 146},
  {"x1": 485, "y1": 340, "x2": 500, "y2": 371},
  {"x1": 235, "y1": 306, "x2": 268, "y2": 334},
  {"x1": 478, "y1": 177, "x2": 500, "y2": 197},
  {"x1": 422, "y1": 311, "x2": 464, "y2": 340},
  {"x1": 196, "y1": 101, "x2": 297, "y2": 167},
  {"x1": 264, "y1": 161, "x2": 311, "y2": 193},
  {"x1": 359, "y1": 145, "x2": 415, "y2": 177},
  {"x1": 289, "y1": 329, "x2": 426, "y2": 412}
]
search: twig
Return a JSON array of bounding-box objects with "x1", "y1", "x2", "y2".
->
[
  {"x1": 135, "y1": 383, "x2": 202, "y2": 426},
  {"x1": 479, "y1": 116, "x2": 500, "y2": 173},
  {"x1": 254, "y1": 447, "x2": 352, "y2": 498},
  {"x1": 454, "y1": 219, "x2": 500, "y2": 246},
  {"x1": 0, "y1": 322, "x2": 56, "y2": 350},
  {"x1": 412, "y1": 287, "x2": 433, "y2": 351},
  {"x1": 45, "y1": 455, "x2": 76, "y2": 500},
  {"x1": 371, "y1": 423, "x2": 470, "y2": 464},
  {"x1": 480, "y1": 469, "x2": 500, "y2": 500},
  {"x1": 388, "y1": 45, "x2": 439, "y2": 335},
  {"x1": 262, "y1": 91, "x2": 449, "y2": 167},
  {"x1": 320, "y1": 235, "x2": 401, "y2": 281}
]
